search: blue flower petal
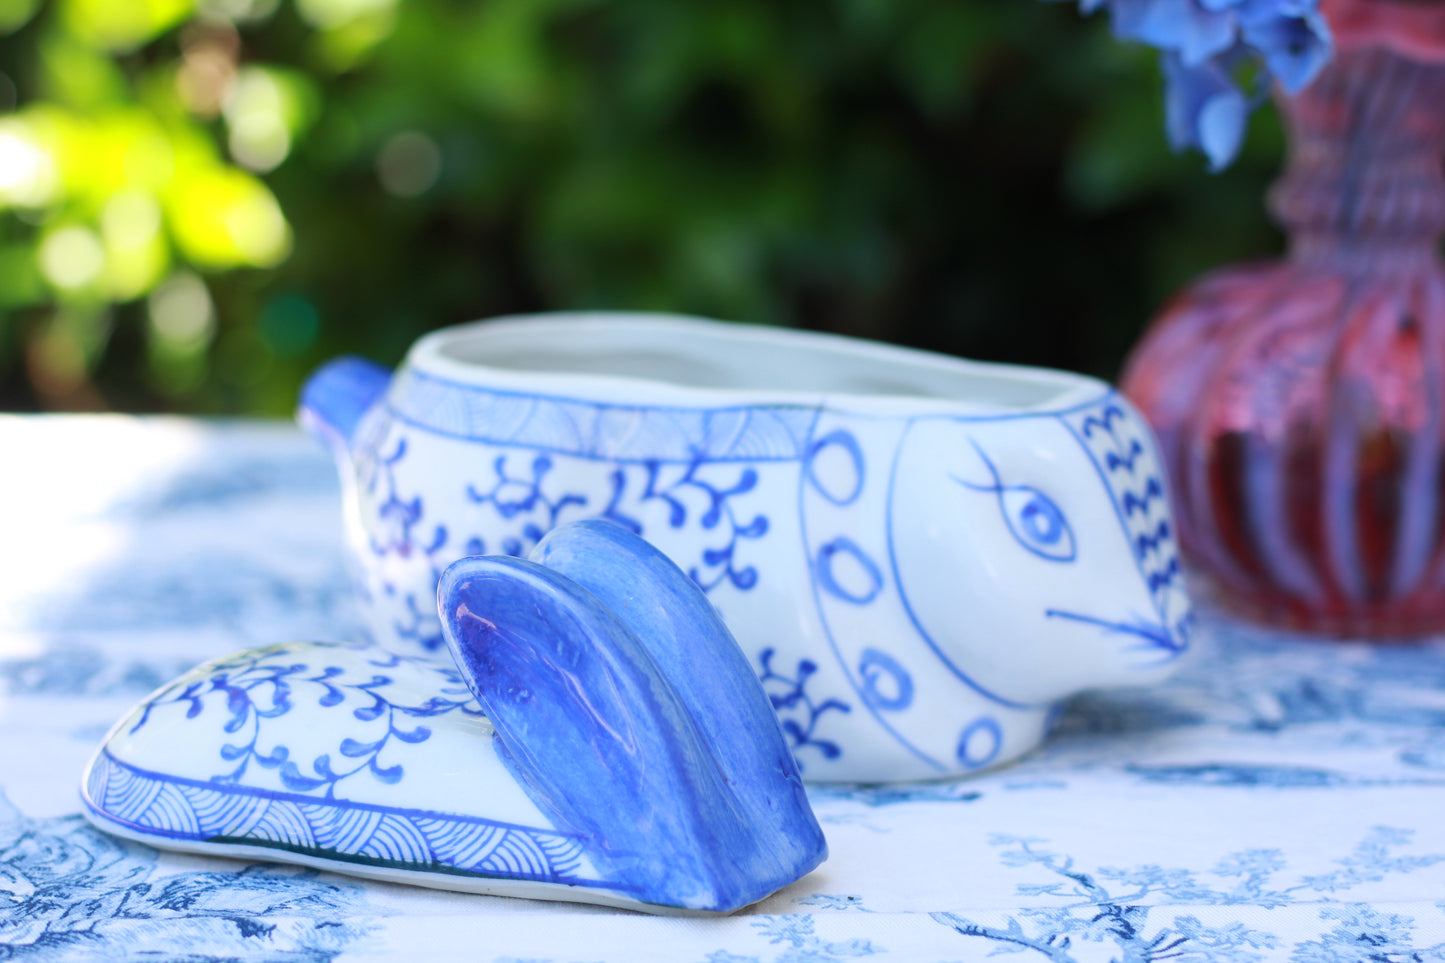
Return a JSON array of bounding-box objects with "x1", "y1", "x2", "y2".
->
[
  {"x1": 1109, "y1": 0, "x2": 1238, "y2": 65},
  {"x1": 1238, "y1": 4, "x2": 1332, "y2": 93},
  {"x1": 1163, "y1": 53, "x2": 1248, "y2": 170},
  {"x1": 1198, "y1": 85, "x2": 1249, "y2": 170},
  {"x1": 1062, "y1": 0, "x2": 1332, "y2": 169}
]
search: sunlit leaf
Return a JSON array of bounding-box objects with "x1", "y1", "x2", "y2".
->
[
  {"x1": 300, "y1": 0, "x2": 396, "y2": 70},
  {"x1": 0, "y1": 116, "x2": 59, "y2": 208},
  {"x1": 61, "y1": 0, "x2": 196, "y2": 51},
  {"x1": 310, "y1": 12, "x2": 395, "y2": 72},
  {"x1": 38, "y1": 33, "x2": 128, "y2": 107},
  {"x1": 101, "y1": 189, "x2": 169, "y2": 299},
  {"x1": 38, "y1": 223, "x2": 105, "y2": 291},
  {"x1": 147, "y1": 270, "x2": 214, "y2": 396},
  {"x1": 297, "y1": 0, "x2": 392, "y2": 31},
  {"x1": 165, "y1": 160, "x2": 291, "y2": 267},
  {"x1": 223, "y1": 66, "x2": 321, "y2": 171}
]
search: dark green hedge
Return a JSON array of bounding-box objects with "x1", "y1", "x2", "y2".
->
[{"x1": 0, "y1": 0, "x2": 1286, "y2": 415}]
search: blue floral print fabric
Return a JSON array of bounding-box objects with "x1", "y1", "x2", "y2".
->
[{"x1": 3, "y1": 417, "x2": 1444, "y2": 960}]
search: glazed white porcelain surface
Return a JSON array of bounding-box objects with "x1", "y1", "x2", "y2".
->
[{"x1": 300, "y1": 312, "x2": 1193, "y2": 783}]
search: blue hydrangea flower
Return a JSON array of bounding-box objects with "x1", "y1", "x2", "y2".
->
[{"x1": 1064, "y1": 0, "x2": 1333, "y2": 169}]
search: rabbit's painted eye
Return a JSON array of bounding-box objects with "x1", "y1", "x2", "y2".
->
[
  {"x1": 953, "y1": 438, "x2": 1078, "y2": 563},
  {"x1": 1000, "y1": 487, "x2": 1076, "y2": 562}
]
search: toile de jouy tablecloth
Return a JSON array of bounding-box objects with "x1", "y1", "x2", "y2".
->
[{"x1": 4, "y1": 415, "x2": 1445, "y2": 962}]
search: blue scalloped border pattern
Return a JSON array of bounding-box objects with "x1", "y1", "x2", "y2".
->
[{"x1": 83, "y1": 750, "x2": 604, "y2": 888}]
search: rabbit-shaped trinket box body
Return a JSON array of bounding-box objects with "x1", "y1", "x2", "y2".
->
[{"x1": 301, "y1": 313, "x2": 1192, "y2": 783}]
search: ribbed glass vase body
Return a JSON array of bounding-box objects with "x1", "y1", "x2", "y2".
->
[{"x1": 1121, "y1": 37, "x2": 1445, "y2": 636}]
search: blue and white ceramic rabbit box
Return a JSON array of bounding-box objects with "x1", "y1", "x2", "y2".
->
[
  {"x1": 300, "y1": 312, "x2": 1192, "y2": 783},
  {"x1": 82, "y1": 520, "x2": 828, "y2": 915}
]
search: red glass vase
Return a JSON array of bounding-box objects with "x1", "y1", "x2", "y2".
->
[{"x1": 1121, "y1": 0, "x2": 1445, "y2": 636}]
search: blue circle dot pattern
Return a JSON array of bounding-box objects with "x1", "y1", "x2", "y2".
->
[
  {"x1": 858, "y1": 648, "x2": 914, "y2": 712},
  {"x1": 816, "y1": 537, "x2": 884, "y2": 605},
  {"x1": 805, "y1": 430, "x2": 865, "y2": 507},
  {"x1": 957, "y1": 717, "x2": 1002, "y2": 769}
]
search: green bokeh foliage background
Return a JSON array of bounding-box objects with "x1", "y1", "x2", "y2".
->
[{"x1": 0, "y1": 0, "x2": 1287, "y2": 415}]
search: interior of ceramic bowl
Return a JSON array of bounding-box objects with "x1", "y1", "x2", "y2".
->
[{"x1": 420, "y1": 312, "x2": 1098, "y2": 410}]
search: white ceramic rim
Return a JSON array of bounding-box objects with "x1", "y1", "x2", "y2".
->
[{"x1": 404, "y1": 312, "x2": 1110, "y2": 417}]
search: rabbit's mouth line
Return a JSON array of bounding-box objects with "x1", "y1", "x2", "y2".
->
[{"x1": 1044, "y1": 608, "x2": 1186, "y2": 662}]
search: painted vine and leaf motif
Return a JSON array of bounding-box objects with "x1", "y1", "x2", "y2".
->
[
  {"x1": 362, "y1": 434, "x2": 771, "y2": 653},
  {"x1": 131, "y1": 642, "x2": 484, "y2": 797},
  {"x1": 757, "y1": 648, "x2": 851, "y2": 770}
]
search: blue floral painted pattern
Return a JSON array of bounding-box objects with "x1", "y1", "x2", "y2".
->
[
  {"x1": 360, "y1": 433, "x2": 775, "y2": 654},
  {"x1": 83, "y1": 641, "x2": 598, "y2": 890}
]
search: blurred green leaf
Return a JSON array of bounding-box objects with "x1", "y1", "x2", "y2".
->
[
  {"x1": 0, "y1": 243, "x2": 47, "y2": 306},
  {"x1": 38, "y1": 31, "x2": 129, "y2": 106},
  {"x1": 0, "y1": 0, "x2": 40, "y2": 35}
]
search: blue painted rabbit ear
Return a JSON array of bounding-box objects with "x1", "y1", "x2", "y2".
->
[
  {"x1": 437, "y1": 548, "x2": 824, "y2": 913},
  {"x1": 529, "y1": 519, "x2": 825, "y2": 874}
]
